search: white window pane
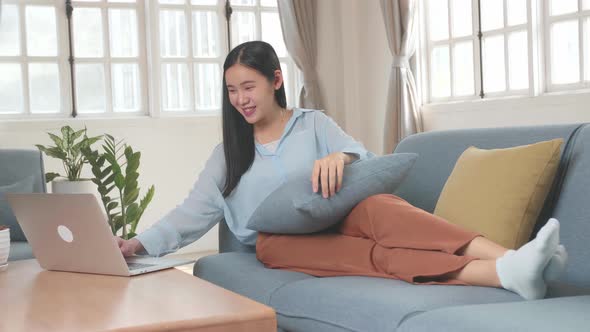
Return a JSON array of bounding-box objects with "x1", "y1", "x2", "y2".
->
[
  {"x1": 261, "y1": 0, "x2": 278, "y2": 7},
  {"x1": 550, "y1": 0, "x2": 577, "y2": 16},
  {"x1": 109, "y1": 9, "x2": 138, "y2": 58},
  {"x1": 194, "y1": 64, "x2": 221, "y2": 110},
  {"x1": 281, "y1": 62, "x2": 291, "y2": 107},
  {"x1": 586, "y1": 18, "x2": 590, "y2": 81},
  {"x1": 0, "y1": 64, "x2": 23, "y2": 114},
  {"x1": 0, "y1": 5, "x2": 20, "y2": 56},
  {"x1": 74, "y1": 8, "x2": 103, "y2": 58},
  {"x1": 430, "y1": 45, "x2": 451, "y2": 98},
  {"x1": 26, "y1": 6, "x2": 58, "y2": 56},
  {"x1": 261, "y1": 12, "x2": 287, "y2": 57},
  {"x1": 483, "y1": 35, "x2": 506, "y2": 92},
  {"x1": 160, "y1": 10, "x2": 188, "y2": 57},
  {"x1": 585, "y1": 0, "x2": 590, "y2": 10},
  {"x1": 191, "y1": 0, "x2": 217, "y2": 4},
  {"x1": 508, "y1": 31, "x2": 529, "y2": 90},
  {"x1": 109, "y1": 0, "x2": 136, "y2": 2},
  {"x1": 507, "y1": 0, "x2": 527, "y2": 26},
  {"x1": 231, "y1": 0, "x2": 255, "y2": 6},
  {"x1": 112, "y1": 64, "x2": 141, "y2": 112},
  {"x1": 428, "y1": 0, "x2": 449, "y2": 41},
  {"x1": 451, "y1": 0, "x2": 472, "y2": 37},
  {"x1": 76, "y1": 64, "x2": 106, "y2": 113},
  {"x1": 193, "y1": 11, "x2": 220, "y2": 57},
  {"x1": 231, "y1": 11, "x2": 256, "y2": 48},
  {"x1": 550, "y1": 20, "x2": 580, "y2": 84},
  {"x1": 452, "y1": 41, "x2": 474, "y2": 96},
  {"x1": 160, "y1": 0, "x2": 185, "y2": 4},
  {"x1": 481, "y1": 0, "x2": 503, "y2": 31},
  {"x1": 29, "y1": 63, "x2": 60, "y2": 114},
  {"x1": 162, "y1": 63, "x2": 190, "y2": 111}
]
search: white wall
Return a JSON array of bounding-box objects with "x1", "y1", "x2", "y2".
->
[{"x1": 0, "y1": 116, "x2": 222, "y2": 254}]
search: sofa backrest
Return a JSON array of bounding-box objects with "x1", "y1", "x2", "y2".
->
[
  {"x1": 0, "y1": 149, "x2": 47, "y2": 242},
  {"x1": 549, "y1": 125, "x2": 590, "y2": 287},
  {"x1": 393, "y1": 123, "x2": 588, "y2": 287}
]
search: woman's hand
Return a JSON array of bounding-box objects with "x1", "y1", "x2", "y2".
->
[
  {"x1": 311, "y1": 152, "x2": 358, "y2": 198},
  {"x1": 115, "y1": 236, "x2": 144, "y2": 257}
]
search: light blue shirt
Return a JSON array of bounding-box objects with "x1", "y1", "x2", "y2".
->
[{"x1": 136, "y1": 108, "x2": 372, "y2": 257}]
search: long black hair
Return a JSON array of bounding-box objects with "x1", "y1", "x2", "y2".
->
[{"x1": 221, "y1": 41, "x2": 287, "y2": 197}]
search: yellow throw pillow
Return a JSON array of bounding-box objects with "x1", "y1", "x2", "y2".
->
[{"x1": 434, "y1": 139, "x2": 563, "y2": 249}]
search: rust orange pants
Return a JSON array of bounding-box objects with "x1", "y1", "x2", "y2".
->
[{"x1": 256, "y1": 194, "x2": 481, "y2": 285}]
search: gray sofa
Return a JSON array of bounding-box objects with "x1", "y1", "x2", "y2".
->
[
  {"x1": 0, "y1": 149, "x2": 45, "y2": 261},
  {"x1": 194, "y1": 123, "x2": 590, "y2": 332}
]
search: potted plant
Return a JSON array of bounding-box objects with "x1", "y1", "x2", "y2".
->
[
  {"x1": 81, "y1": 135, "x2": 155, "y2": 239},
  {"x1": 35, "y1": 125, "x2": 103, "y2": 194}
]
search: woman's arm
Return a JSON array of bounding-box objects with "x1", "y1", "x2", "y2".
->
[{"x1": 133, "y1": 144, "x2": 226, "y2": 257}]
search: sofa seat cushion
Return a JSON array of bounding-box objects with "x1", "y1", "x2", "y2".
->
[
  {"x1": 397, "y1": 295, "x2": 590, "y2": 332},
  {"x1": 193, "y1": 252, "x2": 314, "y2": 305},
  {"x1": 269, "y1": 276, "x2": 522, "y2": 332},
  {"x1": 8, "y1": 241, "x2": 33, "y2": 261}
]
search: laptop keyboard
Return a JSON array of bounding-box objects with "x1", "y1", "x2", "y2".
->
[{"x1": 127, "y1": 262, "x2": 156, "y2": 270}]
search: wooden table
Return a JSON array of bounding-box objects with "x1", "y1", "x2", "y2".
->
[{"x1": 0, "y1": 259, "x2": 277, "y2": 332}]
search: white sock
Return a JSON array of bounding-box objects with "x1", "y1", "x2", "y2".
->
[
  {"x1": 544, "y1": 244, "x2": 568, "y2": 282},
  {"x1": 496, "y1": 218, "x2": 560, "y2": 300}
]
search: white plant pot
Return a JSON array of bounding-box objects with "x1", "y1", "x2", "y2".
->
[{"x1": 51, "y1": 179, "x2": 97, "y2": 194}]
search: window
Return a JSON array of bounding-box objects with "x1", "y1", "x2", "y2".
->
[
  {"x1": 422, "y1": 0, "x2": 590, "y2": 103},
  {"x1": 544, "y1": 0, "x2": 590, "y2": 90},
  {"x1": 71, "y1": 0, "x2": 147, "y2": 115},
  {"x1": 0, "y1": 0, "x2": 300, "y2": 118},
  {"x1": 0, "y1": 1, "x2": 68, "y2": 115},
  {"x1": 425, "y1": 0, "x2": 532, "y2": 102}
]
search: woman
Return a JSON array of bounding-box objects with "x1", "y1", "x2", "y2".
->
[{"x1": 117, "y1": 41, "x2": 567, "y2": 300}]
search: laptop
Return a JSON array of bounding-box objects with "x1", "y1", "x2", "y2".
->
[{"x1": 5, "y1": 193, "x2": 194, "y2": 276}]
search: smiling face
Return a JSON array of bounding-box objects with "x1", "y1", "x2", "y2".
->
[{"x1": 224, "y1": 63, "x2": 283, "y2": 126}]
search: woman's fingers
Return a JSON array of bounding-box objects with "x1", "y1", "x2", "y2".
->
[
  {"x1": 328, "y1": 161, "x2": 337, "y2": 197},
  {"x1": 321, "y1": 161, "x2": 329, "y2": 198},
  {"x1": 311, "y1": 160, "x2": 320, "y2": 193},
  {"x1": 337, "y1": 160, "x2": 344, "y2": 192}
]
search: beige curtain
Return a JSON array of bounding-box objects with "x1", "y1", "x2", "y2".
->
[
  {"x1": 277, "y1": 0, "x2": 323, "y2": 109},
  {"x1": 380, "y1": 0, "x2": 423, "y2": 154}
]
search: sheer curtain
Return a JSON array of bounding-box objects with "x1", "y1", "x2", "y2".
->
[
  {"x1": 380, "y1": 0, "x2": 423, "y2": 154},
  {"x1": 277, "y1": 0, "x2": 323, "y2": 109}
]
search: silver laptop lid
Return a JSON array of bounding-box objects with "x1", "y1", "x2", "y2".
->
[{"x1": 6, "y1": 193, "x2": 130, "y2": 276}]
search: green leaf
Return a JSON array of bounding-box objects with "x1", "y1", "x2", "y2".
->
[
  {"x1": 107, "y1": 201, "x2": 119, "y2": 211},
  {"x1": 48, "y1": 133, "x2": 65, "y2": 150},
  {"x1": 126, "y1": 203, "x2": 140, "y2": 223},
  {"x1": 139, "y1": 185, "x2": 155, "y2": 210},
  {"x1": 61, "y1": 126, "x2": 74, "y2": 147},
  {"x1": 114, "y1": 173, "x2": 125, "y2": 189},
  {"x1": 71, "y1": 128, "x2": 86, "y2": 142},
  {"x1": 45, "y1": 172, "x2": 61, "y2": 182},
  {"x1": 126, "y1": 152, "x2": 140, "y2": 173},
  {"x1": 103, "y1": 173, "x2": 116, "y2": 186},
  {"x1": 100, "y1": 165, "x2": 113, "y2": 179},
  {"x1": 123, "y1": 188, "x2": 139, "y2": 205},
  {"x1": 126, "y1": 231, "x2": 137, "y2": 239}
]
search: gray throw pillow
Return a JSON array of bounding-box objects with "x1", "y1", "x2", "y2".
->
[
  {"x1": 0, "y1": 176, "x2": 35, "y2": 241},
  {"x1": 247, "y1": 153, "x2": 418, "y2": 234}
]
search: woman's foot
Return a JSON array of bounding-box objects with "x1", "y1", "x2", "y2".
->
[{"x1": 495, "y1": 218, "x2": 560, "y2": 300}]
